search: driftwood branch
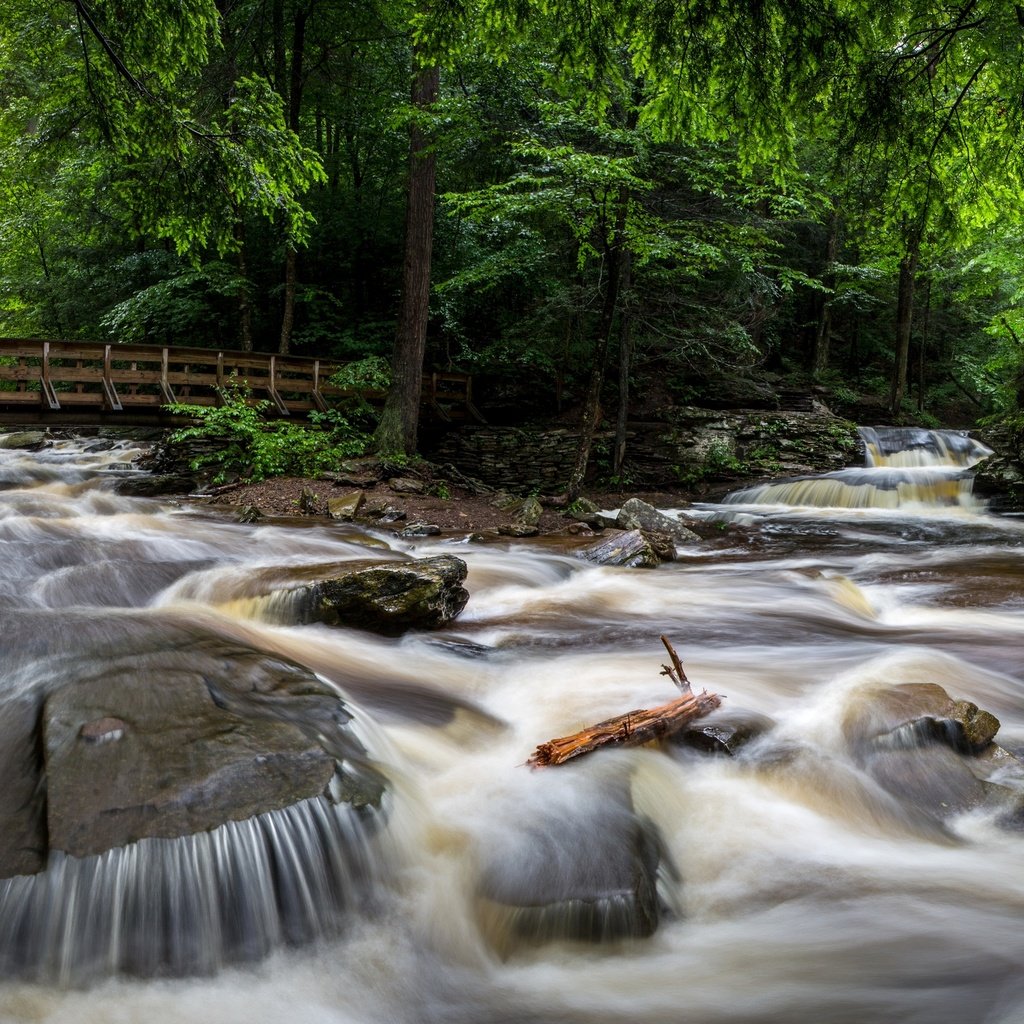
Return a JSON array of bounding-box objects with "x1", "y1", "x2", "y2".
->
[
  {"x1": 659, "y1": 634, "x2": 691, "y2": 693},
  {"x1": 526, "y1": 638, "x2": 721, "y2": 768},
  {"x1": 527, "y1": 690, "x2": 722, "y2": 767}
]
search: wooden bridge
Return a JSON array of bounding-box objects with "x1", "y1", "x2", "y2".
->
[{"x1": 0, "y1": 340, "x2": 482, "y2": 425}]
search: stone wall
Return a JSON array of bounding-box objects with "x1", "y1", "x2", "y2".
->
[{"x1": 430, "y1": 409, "x2": 861, "y2": 491}]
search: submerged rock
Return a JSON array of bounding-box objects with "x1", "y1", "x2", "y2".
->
[
  {"x1": 477, "y1": 779, "x2": 670, "y2": 952},
  {"x1": 671, "y1": 707, "x2": 775, "y2": 757},
  {"x1": 841, "y1": 681, "x2": 1015, "y2": 823}
]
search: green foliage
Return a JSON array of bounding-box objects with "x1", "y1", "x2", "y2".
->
[
  {"x1": 166, "y1": 380, "x2": 367, "y2": 483},
  {"x1": 327, "y1": 357, "x2": 392, "y2": 394}
]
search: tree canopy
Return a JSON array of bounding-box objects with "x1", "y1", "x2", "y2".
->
[{"x1": 1, "y1": 0, "x2": 1023, "y2": 466}]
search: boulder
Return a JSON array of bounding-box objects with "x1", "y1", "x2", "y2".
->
[
  {"x1": 843, "y1": 682, "x2": 1000, "y2": 755},
  {"x1": 616, "y1": 499, "x2": 701, "y2": 544},
  {"x1": 862, "y1": 746, "x2": 989, "y2": 819},
  {"x1": 328, "y1": 490, "x2": 365, "y2": 521},
  {"x1": 577, "y1": 529, "x2": 661, "y2": 568},
  {"x1": 266, "y1": 555, "x2": 469, "y2": 634},
  {"x1": 0, "y1": 431, "x2": 47, "y2": 451},
  {"x1": 0, "y1": 612, "x2": 382, "y2": 871},
  {"x1": 476, "y1": 780, "x2": 669, "y2": 951}
]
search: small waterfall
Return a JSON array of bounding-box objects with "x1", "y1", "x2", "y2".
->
[
  {"x1": 726, "y1": 426, "x2": 992, "y2": 510},
  {"x1": 0, "y1": 795, "x2": 387, "y2": 985}
]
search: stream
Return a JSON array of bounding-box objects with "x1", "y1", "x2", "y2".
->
[{"x1": 1, "y1": 427, "x2": 1024, "y2": 1024}]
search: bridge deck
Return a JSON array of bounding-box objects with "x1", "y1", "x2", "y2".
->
[{"x1": 0, "y1": 340, "x2": 481, "y2": 425}]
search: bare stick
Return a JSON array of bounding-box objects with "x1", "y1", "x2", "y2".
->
[{"x1": 659, "y1": 634, "x2": 691, "y2": 693}]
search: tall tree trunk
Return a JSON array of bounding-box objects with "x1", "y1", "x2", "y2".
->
[
  {"x1": 917, "y1": 276, "x2": 931, "y2": 413},
  {"x1": 278, "y1": 5, "x2": 308, "y2": 356},
  {"x1": 612, "y1": 250, "x2": 633, "y2": 478},
  {"x1": 236, "y1": 222, "x2": 253, "y2": 352},
  {"x1": 812, "y1": 209, "x2": 840, "y2": 380},
  {"x1": 888, "y1": 226, "x2": 921, "y2": 417},
  {"x1": 373, "y1": 51, "x2": 439, "y2": 456},
  {"x1": 564, "y1": 190, "x2": 628, "y2": 502}
]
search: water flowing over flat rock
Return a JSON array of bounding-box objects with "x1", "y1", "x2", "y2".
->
[{"x1": 175, "y1": 554, "x2": 471, "y2": 634}]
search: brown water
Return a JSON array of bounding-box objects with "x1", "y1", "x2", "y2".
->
[{"x1": 2, "y1": 430, "x2": 1024, "y2": 1024}]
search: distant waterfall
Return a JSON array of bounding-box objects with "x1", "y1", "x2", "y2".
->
[{"x1": 725, "y1": 426, "x2": 993, "y2": 510}]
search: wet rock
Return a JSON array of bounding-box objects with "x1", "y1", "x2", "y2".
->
[
  {"x1": 577, "y1": 529, "x2": 661, "y2": 568},
  {"x1": 0, "y1": 431, "x2": 47, "y2": 451},
  {"x1": 843, "y1": 682, "x2": 1001, "y2": 756},
  {"x1": 672, "y1": 707, "x2": 775, "y2": 757},
  {"x1": 616, "y1": 499, "x2": 701, "y2": 544},
  {"x1": 477, "y1": 784, "x2": 669, "y2": 951},
  {"x1": 0, "y1": 612, "x2": 383, "y2": 871},
  {"x1": 328, "y1": 490, "x2": 364, "y2": 521},
  {"x1": 863, "y1": 746, "x2": 989, "y2": 820},
  {"x1": 0, "y1": 691, "x2": 48, "y2": 876},
  {"x1": 273, "y1": 554, "x2": 469, "y2": 634},
  {"x1": 44, "y1": 661, "x2": 338, "y2": 859},
  {"x1": 389, "y1": 476, "x2": 426, "y2": 494},
  {"x1": 399, "y1": 521, "x2": 441, "y2": 537},
  {"x1": 236, "y1": 504, "x2": 264, "y2": 524}
]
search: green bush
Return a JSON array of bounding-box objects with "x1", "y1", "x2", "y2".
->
[{"x1": 166, "y1": 379, "x2": 368, "y2": 483}]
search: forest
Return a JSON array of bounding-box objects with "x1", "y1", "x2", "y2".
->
[{"x1": 1, "y1": 0, "x2": 1023, "y2": 468}]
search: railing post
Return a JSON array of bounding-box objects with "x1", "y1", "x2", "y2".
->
[
  {"x1": 101, "y1": 344, "x2": 123, "y2": 411},
  {"x1": 39, "y1": 341, "x2": 60, "y2": 410},
  {"x1": 160, "y1": 347, "x2": 175, "y2": 404},
  {"x1": 266, "y1": 355, "x2": 289, "y2": 415}
]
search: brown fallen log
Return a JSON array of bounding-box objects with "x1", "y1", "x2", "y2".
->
[{"x1": 527, "y1": 638, "x2": 721, "y2": 767}]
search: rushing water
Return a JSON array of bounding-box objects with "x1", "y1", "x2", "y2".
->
[{"x1": 2, "y1": 428, "x2": 1024, "y2": 1024}]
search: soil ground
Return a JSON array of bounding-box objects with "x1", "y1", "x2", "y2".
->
[{"x1": 201, "y1": 475, "x2": 700, "y2": 537}]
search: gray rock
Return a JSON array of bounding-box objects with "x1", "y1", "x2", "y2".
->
[
  {"x1": 44, "y1": 667, "x2": 338, "y2": 859},
  {"x1": 477, "y1": 781, "x2": 670, "y2": 951},
  {"x1": 616, "y1": 499, "x2": 700, "y2": 544},
  {"x1": 362, "y1": 499, "x2": 406, "y2": 522},
  {"x1": 328, "y1": 490, "x2": 364, "y2": 521},
  {"x1": 275, "y1": 554, "x2": 468, "y2": 634},
  {"x1": 843, "y1": 682, "x2": 1000, "y2": 755},
  {"x1": 0, "y1": 612, "x2": 382, "y2": 871},
  {"x1": 0, "y1": 431, "x2": 47, "y2": 451},
  {"x1": 389, "y1": 476, "x2": 426, "y2": 494},
  {"x1": 863, "y1": 746, "x2": 989, "y2": 820},
  {"x1": 236, "y1": 504, "x2": 264, "y2": 524},
  {"x1": 577, "y1": 529, "x2": 661, "y2": 568},
  {"x1": 400, "y1": 521, "x2": 441, "y2": 537}
]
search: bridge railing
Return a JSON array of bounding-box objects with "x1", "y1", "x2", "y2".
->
[{"x1": 0, "y1": 340, "x2": 481, "y2": 422}]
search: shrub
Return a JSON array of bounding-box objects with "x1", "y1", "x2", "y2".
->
[{"x1": 166, "y1": 379, "x2": 368, "y2": 483}]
